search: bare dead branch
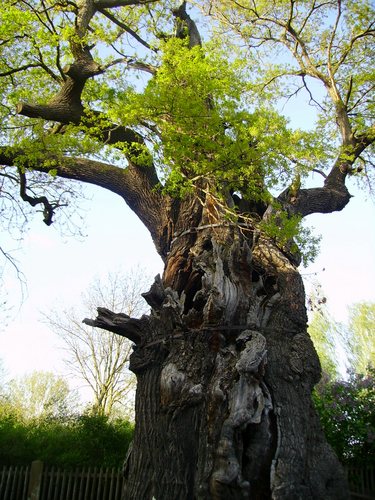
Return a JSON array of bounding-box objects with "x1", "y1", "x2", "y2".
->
[{"x1": 83, "y1": 307, "x2": 148, "y2": 344}]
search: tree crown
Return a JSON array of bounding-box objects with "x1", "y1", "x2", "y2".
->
[{"x1": 0, "y1": 0, "x2": 374, "y2": 265}]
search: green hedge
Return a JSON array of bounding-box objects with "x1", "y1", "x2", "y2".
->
[{"x1": 0, "y1": 409, "x2": 134, "y2": 467}]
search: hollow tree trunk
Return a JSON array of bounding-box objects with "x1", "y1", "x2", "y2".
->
[{"x1": 91, "y1": 194, "x2": 349, "y2": 499}]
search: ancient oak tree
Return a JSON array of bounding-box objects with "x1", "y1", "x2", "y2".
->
[{"x1": 0, "y1": 0, "x2": 374, "y2": 498}]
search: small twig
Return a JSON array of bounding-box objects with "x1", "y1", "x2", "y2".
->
[{"x1": 301, "y1": 75, "x2": 325, "y2": 112}]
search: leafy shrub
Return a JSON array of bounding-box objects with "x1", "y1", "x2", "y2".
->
[
  {"x1": 314, "y1": 369, "x2": 375, "y2": 465},
  {"x1": 0, "y1": 407, "x2": 134, "y2": 467}
]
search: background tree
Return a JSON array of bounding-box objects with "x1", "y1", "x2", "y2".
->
[
  {"x1": 309, "y1": 299, "x2": 375, "y2": 467},
  {"x1": 6, "y1": 371, "x2": 79, "y2": 420},
  {"x1": 307, "y1": 283, "x2": 343, "y2": 381},
  {"x1": 308, "y1": 310, "x2": 340, "y2": 382},
  {"x1": 0, "y1": 1, "x2": 374, "y2": 498},
  {"x1": 347, "y1": 302, "x2": 375, "y2": 374},
  {"x1": 0, "y1": 364, "x2": 134, "y2": 467},
  {"x1": 45, "y1": 269, "x2": 150, "y2": 417},
  {"x1": 307, "y1": 295, "x2": 375, "y2": 381}
]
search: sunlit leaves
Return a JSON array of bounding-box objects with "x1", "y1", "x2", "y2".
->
[
  {"x1": 113, "y1": 37, "x2": 324, "y2": 201},
  {"x1": 348, "y1": 302, "x2": 375, "y2": 375},
  {"x1": 0, "y1": 0, "x2": 373, "y2": 266}
]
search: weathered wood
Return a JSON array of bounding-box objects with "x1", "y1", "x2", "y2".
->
[
  {"x1": 28, "y1": 460, "x2": 44, "y2": 500},
  {"x1": 119, "y1": 210, "x2": 349, "y2": 499},
  {"x1": 83, "y1": 308, "x2": 149, "y2": 345}
]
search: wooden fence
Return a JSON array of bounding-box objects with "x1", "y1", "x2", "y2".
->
[
  {"x1": 347, "y1": 466, "x2": 375, "y2": 500},
  {"x1": 0, "y1": 462, "x2": 125, "y2": 500},
  {"x1": 0, "y1": 462, "x2": 374, "y2": 500},
  {"x1": 0, "y1": 464, "x2": 30, "y2": 500}
]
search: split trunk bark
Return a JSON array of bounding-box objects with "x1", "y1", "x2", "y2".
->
[{"x1": 97, "y1": 196, "x2": 348, "y2": 499}]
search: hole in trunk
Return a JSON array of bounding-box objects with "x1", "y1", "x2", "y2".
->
[
  {"x1": 263, "y1": 275, "x2": 277, "y2": 295},
  {"x1": 183, "y1": 270, "x2": 204, "y2": 314},
  {"x1": 241, "y1": 422, "x2": 273, "y2": 499},
  {"x1": 252, "y1": 269, "x2": 261, "y2": 283},
  {"x1": 202, "y1": 238, "x2": 213, "y2": 251}
]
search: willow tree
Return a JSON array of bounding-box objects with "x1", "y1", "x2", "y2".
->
[{"x1": 0, "y1": 0, "x2": 373, "y2": 498}]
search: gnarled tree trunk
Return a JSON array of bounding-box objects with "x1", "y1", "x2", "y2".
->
[
  {"x1": 3, "y1": 0, "x2": 373, "y2": 497},
  {"x1": 89, "y1": 193, "x2": 348, "y2": 500}
]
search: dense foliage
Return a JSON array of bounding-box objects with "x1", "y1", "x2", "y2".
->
[
  {"x1": 313, "y1": 370, "x2": 375, "y2": 465},
  {"x1": 0, "y1": 407, "x2": 133, "y2": 467},
  {"x1": 0, "y1": 367, "x2": 134, "y2": 467}
]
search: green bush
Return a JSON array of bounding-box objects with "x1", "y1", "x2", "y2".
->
[
  {"x1": 0, "y1": 407, "x2": 134, "y2": 467},
  {"x1": 314, "y1": 369, "x2": 375, "y2": 465},
  {"x1": 0, "y1": 408, "x2": 35, "y2": 464}
]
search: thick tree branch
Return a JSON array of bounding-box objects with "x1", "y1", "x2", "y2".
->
[
  {"x1": 14, "y1": 0, "x2": 164, "y2": 208},
  {"x1": 17, "y1": 100, "x2": 83, "y2": 125},
  {"x1": 173, "y1": 1, "x2": 202, "y2": 48},
  {"x1": 12, "y1": 0, "x2": 171, "y2": 255},
  {"x1": 1, "y1": 147, "x2": 169, "y2": 257},
  {"x1": 15, "y1": 59, "x2": 161, "y2": 202},
  {"x1": 280, "y1": 129, "x2": 375, "y2": 218},
  {"x1": 282, "y1": 183, "x2": 352, "y2": 218},
  {"x1": 16, "y1": 45, "x2": 106, "y2": 124},
  {"x1": 17, "y1": 98, "x2": 153, "y2": 154},
  {"x1": 83, "y1": 307, "x2": 149, "y2": 345},
  {"x1": 16, "y1": 0, "x2": 152, "y2": 130}
]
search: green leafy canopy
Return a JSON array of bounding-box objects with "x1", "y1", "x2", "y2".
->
[
  {"x1": 103, "y1": 37, "x2": 324, "y2": 259},
  {"x1": 112, "y1": 38, "x2": 327, "y2": 198},
  {"x1": 2, "y1": 1, "x2": 373, "y2": 265}
]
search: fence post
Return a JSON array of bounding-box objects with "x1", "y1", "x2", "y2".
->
[{"x1": 27, "y1": 460, "x2": 43, "y2": 500}]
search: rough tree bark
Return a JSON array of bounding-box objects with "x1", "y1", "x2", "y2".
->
[{"x1": 87, "y1": 190, "x2": 348, "y2": 499}]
